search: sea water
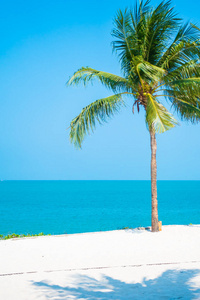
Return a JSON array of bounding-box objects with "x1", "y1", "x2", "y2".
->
[{"x1": 0, "y1": 180, "x2": 199, "y2": 235}]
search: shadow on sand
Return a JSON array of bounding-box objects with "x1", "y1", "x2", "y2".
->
[{"x1": 32, "y1": 268, "x2": 200, "y2": 299}]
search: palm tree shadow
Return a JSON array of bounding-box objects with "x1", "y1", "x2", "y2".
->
[{"x1": 32, "y1": 268, "x2": 200, "y2": 299}]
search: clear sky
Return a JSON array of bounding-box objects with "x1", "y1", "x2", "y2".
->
[{"x1": 1, "y1": 0, "x2": 200, "y2": 180}]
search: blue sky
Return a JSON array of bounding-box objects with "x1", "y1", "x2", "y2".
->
[{"x1": 1, "y1": 0, "x2": 200, "y2": 180}]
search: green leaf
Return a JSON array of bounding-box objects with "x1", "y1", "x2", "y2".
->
[
  {"x1": 70, "y1": 93, "x2": 125, "y2": 148},
  {"x1": 137, "y1": 60, "x2": 166, "y2": 82},
  {"x1": 162, "y1": 89, "x2": 200, "y2": 122},
  {"x1": 169, "y1": 78, "x2": 200, "y2": 85},
  {"x1": 67, "y1": 67, "x2": 130, "y2": 92},
  {"x1": 146, "y1": 94, "x2": 178, "y2": 133}
]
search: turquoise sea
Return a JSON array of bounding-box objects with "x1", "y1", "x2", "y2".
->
[{"x1": 0, "y1": 180, "x2": 200, "y2": 236}]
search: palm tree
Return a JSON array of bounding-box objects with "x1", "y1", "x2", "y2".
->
[{"x1": 67, "y1": 0, "x2": 200, "y2": 232}]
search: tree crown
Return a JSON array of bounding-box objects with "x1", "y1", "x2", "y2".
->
[{"x1": 68, "y1": 0, "x2": 200, "y2": 148}]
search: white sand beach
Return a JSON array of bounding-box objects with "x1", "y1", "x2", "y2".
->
[{"x1": 0, "y1": 225, "x2": 200, "y2": 299}]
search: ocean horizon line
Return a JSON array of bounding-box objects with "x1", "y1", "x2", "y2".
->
[{"x1": 1, "y1": 179, "x2": 200, "y2": 181}]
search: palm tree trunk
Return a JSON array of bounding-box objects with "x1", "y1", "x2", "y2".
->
[{"x1": 150, "y1": 128, "x2": 159, "y2": 232}]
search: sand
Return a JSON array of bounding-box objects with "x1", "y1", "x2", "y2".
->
[{"x1": 0, "y1": 225, "x2": 200, "y2": 299}]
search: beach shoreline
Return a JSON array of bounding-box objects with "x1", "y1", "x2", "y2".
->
[{"x1": 0, "y1": 225, "x2": 200, "y2": 299}]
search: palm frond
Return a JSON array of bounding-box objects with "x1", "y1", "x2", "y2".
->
[
  {"x1": 112, "y1": 1, "x2": 150, "y2": 75},
  {"x1": 158, "y1": 23, "x2": 200, "y2": 71},
  {"x1": 70, "y1": 93, "x2": 126, "y2": 148},
  {"x1": 191, "y1": 23, "x2": 200, "y2": 32},
  {"x1": 163, "y1": 59, "x2": 200, "y2": 82},
  {"x1": 137, "y1": 60, "x2": 166, "y2": 83},
  {"x1": 168, "y1": 78, "x2": 200, "y2": 88},
  {"x1": 162, "y1": 88, "x2": 200, "y2": 122},
  {"x1": 112, "y1": 8, "x2": 134, "y2": 76},
  {"x1": 142, "y1": 0, "x2": 180, "y2": 64},
  {"x1": 67, "y1": 67, "x2": 130, "y2": 93},
  {"x1": 132, "y1": 0, "x2": 151, "y2": 26},
  {"x1": 146, "y1": 94, "x2": 178, "y2": 133}
]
